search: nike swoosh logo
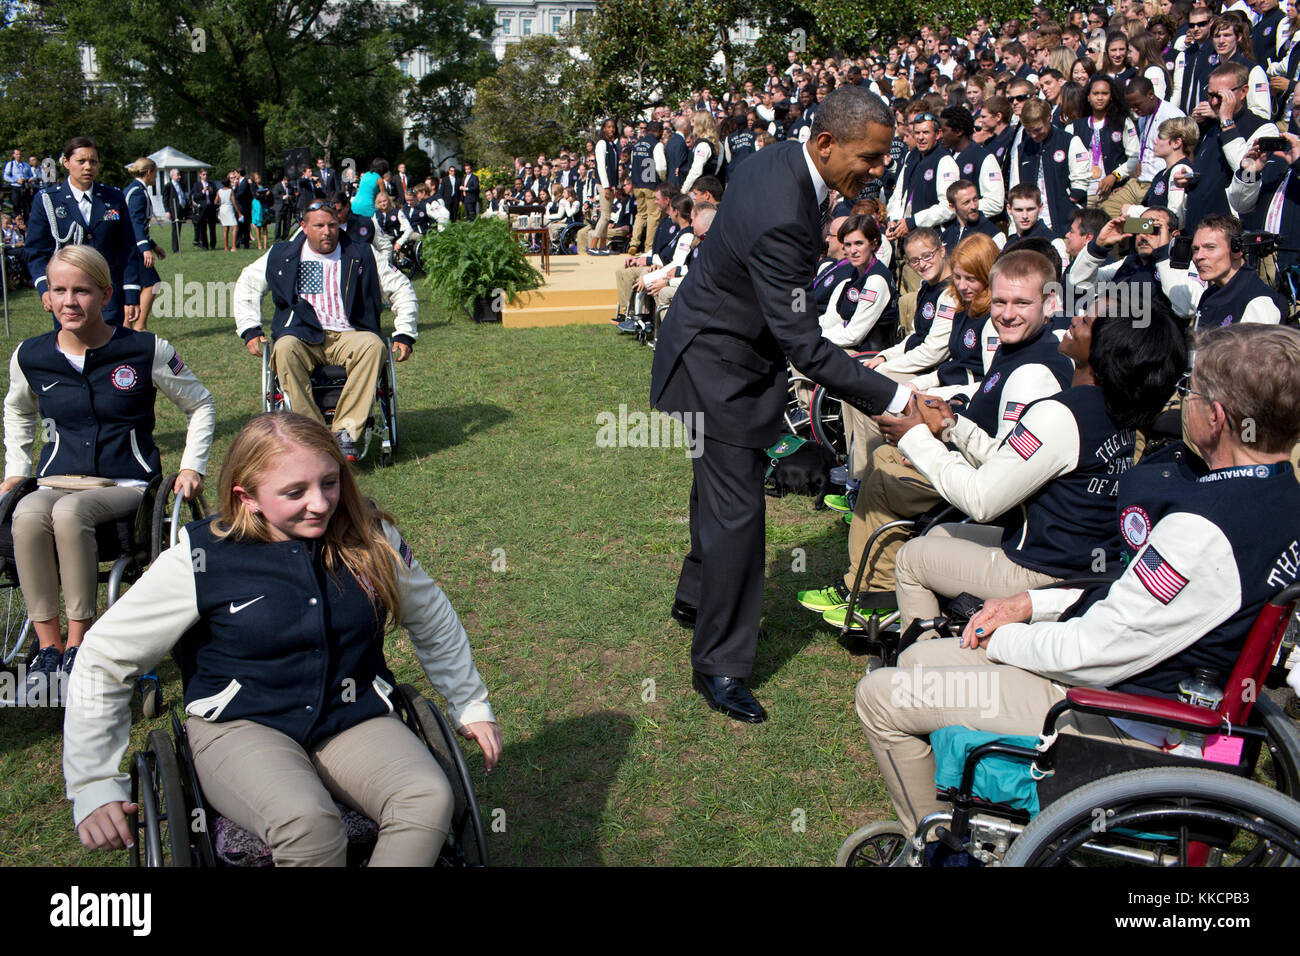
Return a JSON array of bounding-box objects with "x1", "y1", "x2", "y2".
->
[
  {"x1": 229, "y1": 596, "x2": 265, "y2": 614},
  {"x1": 42, "y1": 383, "x2": 56, "y2": 391}
]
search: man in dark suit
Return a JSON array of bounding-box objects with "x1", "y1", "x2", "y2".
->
[
  {"x1": 272, "y1": 173, "x2": 294, "y2": 241},
  {"x1": 440, "y1": 166, "x2": 462, "y2": 221},
  {"x1": 316, "y1": 157, "x2": 338, "y2": 194},
  {"x1": 650, "y1": 86, "x2": 911, "y2": 722},
  {"x1": 233, "y1": 168, "x2": 254, "y2": 248},
  {"x1": 163, "y1": 169, "x2": 189, "y2": 253},
  {"x1": 394, "y1": 163, "x2": 413, "y2": 200},
  {"x1": 191, "y1": 168, "x2": 218, "y2": 249},
  {"x1": 462, "y1": 161, "x2": 481, "y2": 220}
]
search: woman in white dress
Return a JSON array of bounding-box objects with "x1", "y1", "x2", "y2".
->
[{"x1": 217, "y1": 171, "x2": 241, "y2": 252}]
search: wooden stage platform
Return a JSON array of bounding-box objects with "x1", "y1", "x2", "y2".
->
[{"x1": 502, "y1": 253, "x2": 620, "y2": 328}]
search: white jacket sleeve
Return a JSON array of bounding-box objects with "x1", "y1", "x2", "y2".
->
[
  {"x1": 1228, "y1": 165, "x2": 1264, "y2": 215},
  {"x1": 596, "y1": 140, "x2": 612, "y2": 189},
  {"x1": 1118, "y1": 118, "x2": 1140, "y2": 179},
  {"x1": 1243, "y1": 294, "x2": 1283, "y2": 324},
  {"x1": 912, "y1": 156, "x2": 960, "y2": 228},
  {"x1": 897, "y1": 397, "x2": 1080, "y2": 522},
  {"x1": 880, "y1": 290, "x2": 957, "y2": 375},
  {"x1": 948, "y1": 357, "x2": 1068, "y2": 465},
  {"x1": 978, "y1": 153, "x2": 1006, "y2": 218},
  {"x1": 64, "y1": 528, "x2": 202, "y2": 825},
  {"x1": 151, "y1": 338, "x2": 216, "y2": 476},
  {"x1": 233, "y1": 251, "x2": 273, "y2": 340},
  {"x1": 1067, "y1": 134, "x2": 1092, "y2": 197},
  {"x1": 1247, "y1": 65, "x2": 1273, "y2": 120},
  {"x1": 374, "y1": 249, "x2": 419, "y2": 341},
  {"x1": 987, "y1": 512, "x2": 1242, "y2": 687},
  {"x1": 682, "y1": 142, "x2": 711, "y2": 193},
  {"x1": 3, "y1": 346, "x2": 38, "y2": 480},
  {"x1": 1224, "y1": 122, "x2": 1281, "y2": 174},
  {"x1": 653, "y1": 143, "x2": 667, "y2": 179},
  {"x1": 382, "y1": 522, "x2": 495, "y2": 729},
  {"x1": 822, "y1": 274, "x2": 892, "y2": 348},
  {"x1": 1158, "y1": 261, "x2": 1206, "y2": 319}
]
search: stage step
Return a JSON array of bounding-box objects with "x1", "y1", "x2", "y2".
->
[{"x1": 502, "y1": 302, "x2": 620, "y2": 328}]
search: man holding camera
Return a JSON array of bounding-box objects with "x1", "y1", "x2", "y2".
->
[
  {"x1": 1165, "y1": 214, "x2": 1285, "y2": 327},
  {"x1": 1066, "y1": 207, "x2": 1182, "y2": 305},
  {"x1": 1228, "y1": 132, "x2": 1300, "y2": 281}
]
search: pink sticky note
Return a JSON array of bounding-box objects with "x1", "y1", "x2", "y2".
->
[{"x1": 1203, "y1": 734, "x2": 1244, "y2": 765}]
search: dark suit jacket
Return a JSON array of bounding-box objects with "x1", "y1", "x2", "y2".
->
[
  {"x1": 234, "y1": 176, "x2": 253, "y2": 209},
  {"x1": 163, "y1": 179, "x2": 188, "y2": 219},
  {"x1": 191, "y1": 178, "x2": 218, "y2": 215},
  {"x1": 439, "y1": 175, "x2": 461, "y2": 215},
  {"x1": 650, "y1": 141, "x2": 898, "y2": 447}
]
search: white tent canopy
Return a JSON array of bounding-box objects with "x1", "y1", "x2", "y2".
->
[{"x1": 134, "y1": 147, "x2": 213, "y2": 216}]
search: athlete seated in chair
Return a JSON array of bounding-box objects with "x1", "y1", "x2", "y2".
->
[
  {"x1": 855, "y1": 324, "x2": 1300, "y2": 834},
  {"x1": 1, "y1": 246, "x2": 214, "y2": 696},
  {"x1": 65, "y1": 412, "x2": 503, "y2": 865},
  {"x1": 233, "y1": 202, "x2": 417, "y2": 461}
]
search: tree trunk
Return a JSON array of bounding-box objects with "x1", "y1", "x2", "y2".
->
[{"x1": 236, "y1": 125, "x2": 267, "y2": 178}]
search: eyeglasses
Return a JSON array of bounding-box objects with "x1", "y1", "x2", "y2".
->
[
  {"x1": 1175, "y1": 372, "x2": 1214, "y2": 404},
  {"x1": 906, "y1": 247, "x2": 942, "y2": 267},
  {"x1": 304, "y1": 201, "x2": 337, "y2": 213},
  {"x1": 1010, "y1": 93, "x2": 1032, "y2": 102}
]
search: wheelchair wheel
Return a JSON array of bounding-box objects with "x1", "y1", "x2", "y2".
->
[
  {"x1": 0, "y1": 586, "x2": 31, "y2": 667},
  {"x1": 808, "y1": 386, "x2": 845, "y2": 459},
  {"x1": 1002, "y1": 767, "x2": 1300, "y2": 867},
  {"x1": 396, "y1": 683, "x2": 490, "y2": 866},
  {"x1": 1253, "y1": 694, "x2": 1300, "y2": 799},
  {"x1": 150, "y1": 474, "x2": 207, "y2": 562},
  {"x1": 140, "y1": 674, "x2": 162, "y2": 719},
  {"x1": 129, "y1": 729, "x2": 194, "y2": 867},
  {"x1": 836, "y1": 820, "x2": 912, "y2": 867},
  {"x1": 378, "y1": 344, "x2": 398, "y2": 468}
]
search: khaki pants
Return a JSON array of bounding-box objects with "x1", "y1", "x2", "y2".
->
[
  {"x1": 594, "y1": 189, "x2": 613, "y2": 244},
  {"x1": 630, "y1": 188, "x2": 660, "y2": 253},
  {"x1": 273, "y1": 330, "x2": 384, "y2": 442},
  {"x1": 1101, "y1": 178, "x2": 1151, "y2": 219},
  {"x1": 616, "y1": 264, "x2": 652, "y2": 313},
  {"x1": 843, "y1": 445, "x2": 942, "y2": 595},
  {"x1": 898, "y1": 258, "x2": 921, "y2": 294},
  {"x1": 655, "y1": 284, "x2": 678, "y2": 311},
  {"x1": 13, "y1": 485, "x2": 147, "y2": 621},
  {"x1": 855, "y1": 637, "x2": 1143, "y2": 832},
  {"x1": 841, "y1": 366, "x2": 913, "y2": 481},
  {"x1": 187, "y1": 713, "x2": 453, "y2": 867},
  {"x1": 576, "y1": 225, "x2": 591, "y2": 254},
  {"x1": 893, "y1": 522, "x2": 1058, "y2": 636},
  {"x1": 898, "y1": 290, "x2": 918, "y2": 337}
]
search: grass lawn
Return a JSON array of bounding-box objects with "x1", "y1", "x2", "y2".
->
[{"x1": 0, "y1": 226, "x2": 894, "y2": 867}]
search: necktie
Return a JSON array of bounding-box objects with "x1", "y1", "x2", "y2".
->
[
  {"x1": 819, "y1": 194, "x2": 831, "y2": 226},
  {"x1": 78, "y1": 192, "x2": 91, "y2": 224}
]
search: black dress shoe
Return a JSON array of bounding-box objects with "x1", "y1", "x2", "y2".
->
[
  {"x1": 670, "y1": 599, "x2": 697, "y2": 629},
  {"x1": 692, "y1": 671, "x2": 768, "y2": 723}
]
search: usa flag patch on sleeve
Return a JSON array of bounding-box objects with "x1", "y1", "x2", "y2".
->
[
  {"x1": 1006, "y1": 423, "x2": 1042, "y2": 459},
  {"x1": 398, "y1": 536, "x2": 414, "y2": 567},
  {"x1": 168, "y1": 351, "x2": 186, "y2": 375},
  {"x1": 1003, "y1": 401, "x2": 1025, "y2": 422},
  {"x1": 1133, "y1": 545, "x2": 1188, "y2": 604}
]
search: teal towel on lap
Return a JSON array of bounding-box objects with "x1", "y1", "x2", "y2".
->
[{"x1": 931, "y1": 727, "x2": 1041, "y2": 816}]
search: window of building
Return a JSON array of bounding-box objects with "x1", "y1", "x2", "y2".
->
[
  {"x1": 552, "y1": 14, "x2": 564, "y2": 32},
  {"x1": 499, "y1": 18, "x2": 512, "y2": 34},
  {"x1": 521, "y1": 17, "x2": 532, "y2": 35}
]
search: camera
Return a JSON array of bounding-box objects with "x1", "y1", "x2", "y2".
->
[
  {"x1": 1123, "y1": 216, "x2": 1155, "y2": 235},
  {"x1": 1256, "y1": 136, "x2": 1289, "y2": 154}
]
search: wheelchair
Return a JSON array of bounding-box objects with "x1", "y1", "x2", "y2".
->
[
  {"x1": 128, "y1": 683, "x2": 490, "y2": 867},
  {"x1": 0, "y1": 473, "x2": 205, "y2": 714},
  {"x1": 261, "y1": 337, "x2": 399, "y2": 467},
  {"x1": 836, "y1": 579, "x2": 1300, "y2": 868},
  {"x1": 806, "y1": 350, "x2": 883, "y2": 461},
  {"x1": 554, "y1": 221, "x2": 583, "y2": 255},
  {"x1": 390, "y1": 238, "x2": 422, "y2": 278}
]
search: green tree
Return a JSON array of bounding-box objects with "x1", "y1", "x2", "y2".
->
[
  {"x1": 0, "y1": 14, "x2": 133, "y2": 184},
  {"x1": 462, "y1": 36, "x2": 579, "y2": 169},
  {"x1": 44, "y1": 0, "x2": 496, "y2": 176}
]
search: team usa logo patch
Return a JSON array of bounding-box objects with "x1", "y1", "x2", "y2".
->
[
  {"x1": 983, "y1": 371, "x2": 1001, "y2": 393},
  {"x1": 963, "y1": 163, "x2": 975, "y2": 175},
  {"x1": 1111, "y1": 130, "x2": 1122, "y2": 143},
  {"x1": 847, "y1": 287, "x2": 860, "y2": 302},
  {"x1": 1120, "y1": 504, "x2": 1152, "y2": 550},
  {"x1": 963, "y1": 328, "x2": 977, "y2": 348},
  {"x1": 1154, "y1": 180, "x2": 1167, "y2": 195},
  {"x1": 924, "y1": 168, "x2": 935, "y2": 180},
  {"x1": 1134, "y1": 545, "x2": 1188, "y2": 604},
  {"x1": 922, "y1": 301, "x2": 935, "y2": 320},
  {"x1": 110, "y1": 365, "x2": 138, "y2": 390},
  {"x1": 1053, "y1": 149, "x2": 1066, "y2": 163},
  {"x1": 1006, "y1": 422, "x2": 1042, "y2": 459},
  {"x1": 1003, "y1": 401, "x2": 1025, "y2": 422}
]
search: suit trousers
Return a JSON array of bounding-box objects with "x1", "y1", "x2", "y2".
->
[
  {"x1": 673, "y1": 431, "x2": 768, "y2": 678},
  {"x1": 13, "y1": 485, "x2": 147, "y2": 621},
  {"x1": 187, "y1": 713, "x2": 454, "y2": 866},
  {"x1": 843, "y1": 445, "x2": 942, "y2": 597},
  {"x1": 855, "y1": 638, "x2": 1144, "y2": 832},
  {"x1": 893, "y1": 522, "x2": 1058, "y2": 636},
  {"x1": 273, "y1": 330, "x2": 385, "y2": 442}
]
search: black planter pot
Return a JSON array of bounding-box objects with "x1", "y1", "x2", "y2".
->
[{"x1": 471, "y1": 295, "x2": 502, "y2": 323}]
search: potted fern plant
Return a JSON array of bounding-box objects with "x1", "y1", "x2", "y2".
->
[{"x1": 420, "y1": 216, "x2": 544, "y2": 322}]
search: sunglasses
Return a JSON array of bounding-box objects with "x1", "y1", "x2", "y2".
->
[
  {"x1": 1188, "y1": 19, "x2": 1210, "y2": 27},
  {"x1": 1011, "y1": 93, "x2": 1032, "y2": 102},
  {"x1": 304, "y1": 201, "x2": 338, "y2": 212},
  {"x1": 913, "y1": 112, "x2": 938, "y2": 123}
]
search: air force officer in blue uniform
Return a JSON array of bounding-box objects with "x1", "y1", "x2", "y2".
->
[{"x1": 650, "y1": 87, "x2": 915, "y2": 722}]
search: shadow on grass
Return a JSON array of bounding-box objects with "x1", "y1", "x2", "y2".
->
[
  {"x1": 476, "y1": 711, "x2": 635, "y2": 866},
  {"x1": 399, "y1": 403, "x2": 513, "y2": 455}
]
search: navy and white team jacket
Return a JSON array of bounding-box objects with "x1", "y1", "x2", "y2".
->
[
  {"x1": 812, "y1": 256, "x2": 856, "y2": 313},
  {"x1": 875, "y1": 282, "x2": 961, "y2": 376},
  {"x1": 989, "y1": 445, "x2": 1300, "y2": 698},
  {"x1": 3, "y1": 327, "x2": 214, "y2": 482},
  {"x1": 1159, "y1": 263, "x2": 1285, "y2": 329},
  {"x1": 900, "y1": 384, "x2": 1135, "y2": 577},
  {"x1": 232, "y1": 230, "x2": 418, "y2": 348},
  {"x1": 63, "y1": 517, "x2": 495, "y2": 825},
  {"x1": 818, "y1": 256, "x2": 898, "y2": 350}
]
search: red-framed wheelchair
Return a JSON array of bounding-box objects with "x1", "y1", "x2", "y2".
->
[{"x1": 838, "y1": 580, "x2": 1300, "y2": 867}]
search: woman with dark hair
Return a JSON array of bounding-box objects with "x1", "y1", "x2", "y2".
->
[
  {"x1": 1072, "y1": 74, "x2": 1139, "y2": 206},
  {"x1": 351, "y1": 158, "x2": 389, "y2": 218},
  {"x1": 1057, "y1": 80, "x2": 1088, "y2": 125},
  {"x1": 588, "y1": 118, "x2": 619, "y2": 256},
  {"x1": 1071, "y1": 54, "x2": 1098, "y2": 86},
  {"x1": 1096, "y1": 30, "x2": 1137, "y2": 84},
  {"x1": 1128, "y1": 31, "x2": 1172, "y2": 99},
  {"x1": 817, "y1": 214, "x2": 898, "y2": 353},
  {"x1": 65, "y1": 412, "x2": 501, "y2": 865}
]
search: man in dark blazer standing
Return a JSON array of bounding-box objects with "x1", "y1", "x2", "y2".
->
[
  {"x1": 440, "y1": 166, "x2": 462, "y2": 221},
  {"x1": 163, "y1": 169, "x2": 189, "y2": 253},
  {"x1": 191, "y1": 168, "x2": 218, "y2": 249},
  {"x1": 233, "y1": 168, "x2": 253, "y2": 248},
  {"x1": 650, "y1": 86, "x2": 911, "y2": 722},
  {"x1": 462, "y1": 161, "x2": 481, "y2": 220}
]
